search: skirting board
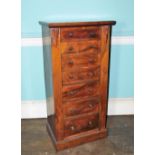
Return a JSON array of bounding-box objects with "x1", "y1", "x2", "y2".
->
[{"x1": 21, "y1": 98, "x2": 134, "y2": 119}]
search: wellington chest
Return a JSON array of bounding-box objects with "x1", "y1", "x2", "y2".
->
[{"x1": 39, "y1": 21, "x2": 116, "y2": 150}]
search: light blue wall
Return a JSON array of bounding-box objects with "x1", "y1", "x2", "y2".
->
[
  {"x1": 109, "y1": 45, "x2": 134, "y2": 98},
  {"x1": 21, "y1": 45, "x2": 134, "y2": 100},
  {"x1": 21, "y1": 47, "x2": 46, "y2": 100},
  {"x1": 21, "y1": 0, "x2": 133, "y2": 37},
  {"x1": 21, "y1": 0, "x2": 134, "y2": 100}
]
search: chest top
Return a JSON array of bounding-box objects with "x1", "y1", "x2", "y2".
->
[{"x1": 39, "y1": 21, "x2": 116, "y2": 27}]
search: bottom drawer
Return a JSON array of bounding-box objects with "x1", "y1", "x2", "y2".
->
[{"x1": 64, "y1": 114, "x2": 99, "y2": 137}]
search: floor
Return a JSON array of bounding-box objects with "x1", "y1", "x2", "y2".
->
[{"x1": 21, "y1": 115, "x2": 134, "y2": 155}]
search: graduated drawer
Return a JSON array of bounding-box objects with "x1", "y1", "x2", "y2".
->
[
  {"x1": 60, "y1": 26, "x2": 100, "y2": 41},
  {"x1": 63, "y1": 98, "x2": 100, "y2": 117},
  {"x1": 64, "y1": 113, "x2": 99, "y2": 137},
  {"x1": 61, "y1": 51, "x2": 100, "y2": 71},
  {"x1": 62, "y1": 66, "x2": 100, "y2": 85},
  {"x1": 60, "y1": 40, "x2": 100, "y2": 54},
  {"x1": 62, "y1": 81, "x2": 100, "y2": 101}
]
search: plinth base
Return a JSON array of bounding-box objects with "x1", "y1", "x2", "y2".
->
[{"x1": 46, "y1": 122, "x2": 108, "y2": 151}]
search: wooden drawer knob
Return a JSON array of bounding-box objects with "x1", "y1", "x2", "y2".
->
[
  {"x1": 89, "y1": 32, "x2": 96, "y2": 38},
  {"x1": 70, "y1": 109, "x2": 77, "y2": 114},
  {"x1": 68, "y1": 32, "x2": 73, "y2": 37},
  {"x1": 88, "y1": 103, "x2": 94, "y2": 108},
  {"x1": 88, "y1": 88, "x2": 93, "y2": 94},
  {"x1": 69, "y1": 74, "x2": 74, "y2": 79},
  {"x1": 89, "y1": 45, "x2": 96, "y2": 49},
  {"x1": 88, "y1": 58, "x2": 96, "y2": 63},
  {"x1": 68, "y1": 90, "x2": 77, "y2": 96},
  {"x1": 68, "y1": 60, "x2": 74, "y2": 66},
  {"x1": 68, "y1": 47, "x2": 74, "y2": 51},
  {"x1": 70, "y1": 125, "x2": 75, "y2": 131},
  {"x1": 68, "y1": 91, "x2": 74, "y2": 95},
  {"x1": 88, "y1": 121, "x2": 93, "y2": 126},
  {"x1": 87, "y1": 71, "x2": 94, "y2": 77}
]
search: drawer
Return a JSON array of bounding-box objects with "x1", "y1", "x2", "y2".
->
[
  {"x1": 63, "y1": 98, "x2": 100, "y2": 117},
  {"x1": 61, "y1": 26, "x2": 100, "y2": 41},
  {"x1": 61, "y1": 52, "x2": 100, "y2": 71},
  {"x1": 62, "y1": 66, "x2": 100, "y2": 85},
  {"x1": 61, "y1": 40, "x2": 100, "y2": 54},
  {"x1": 62, "y1": 81, "x2": 100, "y2": 101},
  {"x1": 64, "y1": 114, "x2": 99, "y2": 137}
]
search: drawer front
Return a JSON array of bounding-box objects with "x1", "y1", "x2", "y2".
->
[
  {"x1": 64, "y1": 114, "x2": 99, "y2": 137},
  {"x1": 61, "y1": 40, "x2": 100, "y2": 54},
  {"x1": 61, "y1": 26, "x2": 100, "y2": 41},
  {"x1": 62, "y1": 66, "x2": 100, "y2": 85},
  {"x1": 63, "y1": 98, "x2": 100, "y2": 117},
  {"x1": 61, "y1": 52, "x2": 100, "y2": 71},
  {"x1": 62, "y1": 81, "x2": 99, "y2": 101}
]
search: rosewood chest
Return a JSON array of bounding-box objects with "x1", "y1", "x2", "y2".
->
[{"x1": 39, "y1": 21, "x2": 116, "y2": 150}]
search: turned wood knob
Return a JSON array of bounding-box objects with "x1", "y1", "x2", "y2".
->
[
  {"x1": 89, "y1": 45, "x2": 96, "y2": 49},
  {"x1": 68, "y1": 32, "x2": 73, "y2": 37},
  {"x1": 78, "y1": 74, "x2": 83, "y2": 79},
  {"x1": 88, "y1": 58, "x2": 96, "y2": 63},
  {"x1": 89, "y1": 32, "x2": 96, "y2": 38},
  {"x1": 88, "y1": 121, "x2": 93, "y2": 126},
  {"x1": 88, "y1": 88, "x2": 93, "y2": 94},
  {"x1": 88, "y1": 103, "x2": 93, "y2": 108},
  {"x1": 70, "y1": 126, "x2": 75, "y2": 131},
  {"x1": 69, "y1": 91, "x2": 74, "y2": 95},
  {"x1": 70, "y1": 109, "x2": 77, "y2": 114},
  {"x1": 68, "y1": 47, "x2": 73, "y2": 51},
  {"x1": 68, "y1": 60, "x2": 74, "y2": 65},
  {"x1": 68, "y1": 90, "x2": 77, "y2": 95},
  {"x1": 87, "y1": 71, "x2": 94, "y2": 77},
  {"x1": 69, "y1": 74, "x2": 74, "y2": 79}
]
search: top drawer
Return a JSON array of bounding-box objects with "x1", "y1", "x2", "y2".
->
[{"x1": 60, "y1": 26, "x2": 100, "y2": 41}]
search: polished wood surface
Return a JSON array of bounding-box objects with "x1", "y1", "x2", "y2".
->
[
  {"x1": 61, "y1": 26, "x2": 100, "y2": 41},
  {"x1": 62, "y1": 66, "x2": 100, "y2": 85},
  {"x1": 64, "y1": 114, "x2": 99, "y2": 137},
  {"x1": 40, "y1": 21, "x2": 116, "y2": 150},
  {"x1": 61, "y1": 51, "x2": 100, "y2": 70},
  {"x1": 63, "y1": 98, "x2": 100, "y2": 117},
  {"x1": 62, "y1": 81, "x2": 100, "y2": 101},
  {"x1": 39, "y1": 21, "x2": 116, "y2": 27},
  {"x1": 60, "y1": 40, "x2": 100, "y2": 54}
]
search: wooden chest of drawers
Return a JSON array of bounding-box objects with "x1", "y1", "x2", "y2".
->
[{"x1": 40, "y1": 21, "x2": 116, "y2": 150}]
